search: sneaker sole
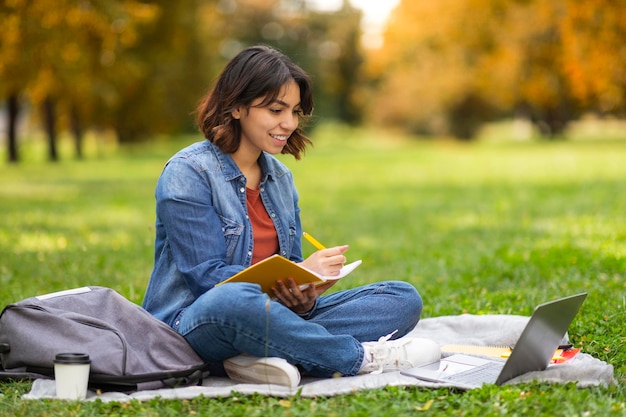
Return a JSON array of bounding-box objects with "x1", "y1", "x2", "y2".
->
[{"x1": 224, "y1": 356, "x2": 301, "y2": 387}]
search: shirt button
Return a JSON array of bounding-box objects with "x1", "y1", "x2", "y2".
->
[
  {"x1": 240, "y1": 187, "x2": 245, "y2": 193},
  {"x1": 175, "y1": 320, "x2": 180, "y2": 326},
  {"x1": 270, "y1": 213, "x2": 276, "y2": 218},
  {"x1": 248, "y1": 251, "x2": 252, "y2": 256}
]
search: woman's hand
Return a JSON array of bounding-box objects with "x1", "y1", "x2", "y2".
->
[
  {"x1": 272, "y1": 245, "x2": 349, "y2": 314},
  {"x1": 299, "y1": 245, "x2": 349, "y2": 277},
  {"x1": 271, "y1": 279, "x2": 335, "y2": 315}
]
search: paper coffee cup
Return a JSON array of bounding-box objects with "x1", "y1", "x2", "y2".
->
[{"x1": 54, "y1": 353, "x2": 91, "y2": 400}]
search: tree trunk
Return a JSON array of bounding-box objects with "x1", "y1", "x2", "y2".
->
[
  {"x1": 42, "y1": 96, "x2": 59, "y2": 162},
  {"x1": 70, "y1": 103, "x2": 83, "y2": 159},
  {"x1": 7, "y1": 93, "x2": 19, "y2": 163}
]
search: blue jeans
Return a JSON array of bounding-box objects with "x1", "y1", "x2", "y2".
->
[{"x1": 175, "y1": 281, "x2": 422, "y2": 377}]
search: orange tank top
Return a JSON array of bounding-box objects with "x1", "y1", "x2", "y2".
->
[{"x1": 246, "y1": 187, "x2": 279, "y2": 264}]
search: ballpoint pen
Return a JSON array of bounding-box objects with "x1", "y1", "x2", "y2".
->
[{"x1": 302, "y1": 232, "x2": 326, "y2": 250}]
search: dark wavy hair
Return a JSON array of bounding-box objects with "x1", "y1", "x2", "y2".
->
[{"x1": 196, "y1": 45, "x2": 314, "y2": 160}]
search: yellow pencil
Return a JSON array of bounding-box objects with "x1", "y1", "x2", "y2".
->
[{"x1": 302, "y1": 232, "x2": 326, "y2": 250}]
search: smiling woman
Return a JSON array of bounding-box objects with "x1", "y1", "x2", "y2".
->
[
  {"x1": 140, "y1": 44, "x2": 438, "y2": 388},
  {"x1": 231, "y1": 79, "x2": 303, "y2": 170},
  {"x1": 195, "y1": 45, "x2": 313, "y2": 159}
]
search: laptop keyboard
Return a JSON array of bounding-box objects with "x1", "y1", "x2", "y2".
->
[{"x1": 444, "y1": 361, "x2": 504, "y2": 386}]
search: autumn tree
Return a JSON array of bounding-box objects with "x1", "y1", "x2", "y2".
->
[
  {"x1": 364, "y1": 0, "x2": 493, "y2": 138},
  {"x1": 1, "y1": 0, "x2": 365, "y2": 162},
  {"x1": 559, "y1": 0, "x2": 626, "y2": 116},
  {"x1": 1, "y1": 0, "x2": 38, "y2": 162},
  {"x1": 0, "y1": 0, "x2": 162, "y2": 161},
  {"x1": 365, "y1": 0, "x2": 626, "y2": 139},
  {"x1": 109, "y1": 0, "x2": 212, "y2": 143}
]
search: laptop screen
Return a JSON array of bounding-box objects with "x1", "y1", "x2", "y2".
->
[{"x1": 495, "y1": 292, "x2": 587, "y2": 385}]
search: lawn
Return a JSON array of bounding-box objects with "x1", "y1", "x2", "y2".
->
[{"x1": 0, "y1": 125, "x2": 624, "y2": 416}]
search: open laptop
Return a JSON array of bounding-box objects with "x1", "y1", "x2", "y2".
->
[{"x1": 401, "y1": 292, "x2": 587, "y2": 388}]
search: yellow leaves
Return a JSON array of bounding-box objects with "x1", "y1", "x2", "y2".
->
[
  {"x1": 104, "y1": 2, "x2": 160, "y2": 48},
  {"x1": 65, "y1": 7, "x2": 86, "y2": 26},
  {"x1": 125, "y1": 1, "x2": 161, "y2": 24},
  {"x1": 366, "y1": 0, "x2": 626, "y2": 135},
  {"x1": 414, "y1": 399, "x2": 434, "y2": 411},
  {"x1": 118, "y1": 30, "x2": 138, "y2": 48},
  {"x1": 61, "y1": 42, "x2": 81, "y2": 63},
  {"x1": 1, "y1": 15, "x2": 22, "y2": 46},
  {"x1": 278, "y1": 399, "x2": 292, "y2": 407},
  {"x1": 40, "y1": 9, "x2": 65, "y2": 29},
  {"x1": 558, "y1": 0, "x2": 626, "y2": 111},
  {"x1": 5, "y1": 0, "x2": 27, "y2": 7},
  {"x1": 28, "y1": 67, "x2": 58, "y2": 104}
]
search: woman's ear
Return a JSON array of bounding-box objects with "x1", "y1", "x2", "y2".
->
[{"x1": 231, "y1": 105, "x2": 242, "y2": 120}]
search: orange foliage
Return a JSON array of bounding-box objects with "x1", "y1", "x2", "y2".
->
[
  {"x1": 364, "y1": 0, "x2": 626, "y2": 135},
  {"x1": 0, "y1": 0, "x2": 160, "y2": 103},
  {"x1": 560, "y1": 0, "x2": 626, "y2": 111}
]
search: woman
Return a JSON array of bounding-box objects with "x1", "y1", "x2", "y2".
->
[{"x1": 142, "y1": 45, "x2": 440, "y2": 387}]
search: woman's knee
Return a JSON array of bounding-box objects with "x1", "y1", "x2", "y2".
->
[
  {"x1": 386, "y1": 281, "x2": 423, "y2": 311},
  {"x1": 182, "y1": 283, "x2": 267, "y2": 328},
  {"x1": 385, "y1": 281, "x2": 423, "y2": 333}
]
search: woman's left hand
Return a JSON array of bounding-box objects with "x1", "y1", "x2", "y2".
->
[{"x1": 271, "y1": 278, "x2": 336, "y2": 315}]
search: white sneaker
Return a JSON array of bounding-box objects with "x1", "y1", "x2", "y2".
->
[
  {"x1": 223, "y1": 354, "x2": 301, "y2": 387},
  {"x1": 359, "y1": 331, "x2": 441, "y2": 375}
]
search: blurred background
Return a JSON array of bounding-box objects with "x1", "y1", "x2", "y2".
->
[{"x1": 2, "y1": 0, "x2": 626, "y2": 163}]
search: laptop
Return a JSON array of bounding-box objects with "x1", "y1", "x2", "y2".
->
[{"x1": 401, "y1": 292, "x2": 587, "y2": 388}]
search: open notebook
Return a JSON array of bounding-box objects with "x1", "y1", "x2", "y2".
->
[
  {"x1": 401, "y1": 293, "x2": 587, "y2": 388},
  {"x1": 216, "y1": 254, "x2": 362, "y2": 294}
]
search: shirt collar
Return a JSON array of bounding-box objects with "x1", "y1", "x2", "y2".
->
[{"x1": 209, "y1": 141, "x2": 286, "y2": 183}]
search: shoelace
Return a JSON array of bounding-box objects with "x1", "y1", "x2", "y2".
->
[{"x1": 363, "y1": 330, "x2": 416, "y2": 375}]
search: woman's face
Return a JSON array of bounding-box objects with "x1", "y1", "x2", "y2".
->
[{"x1": 232, "y1": 80, "x2": 302, "y2": 156}]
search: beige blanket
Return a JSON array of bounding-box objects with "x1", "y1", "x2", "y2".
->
[{"x1": 24, "y1": 314, "x2": 616, "y2": 401}]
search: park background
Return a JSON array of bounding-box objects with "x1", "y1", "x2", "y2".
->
[
  {"x1": 1, "y1": 0, "x2": 625, "y2": 415},
  {"x1": 2, "y1": 0, "x2": 626, "y2": 160}
]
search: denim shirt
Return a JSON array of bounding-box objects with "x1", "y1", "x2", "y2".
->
[{"x1": 142, "y1": 140, "x2": 303, "y2": 326}]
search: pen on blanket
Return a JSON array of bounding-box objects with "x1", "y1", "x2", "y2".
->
[{"x1": 303, "y1": 232, "x2": 326, "y2": 250}]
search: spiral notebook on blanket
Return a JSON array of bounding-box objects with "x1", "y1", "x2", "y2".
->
[{"x1": 401, "y1": 293, "x2": 587, "y2": 388}]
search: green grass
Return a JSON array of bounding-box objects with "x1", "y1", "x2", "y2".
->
[{"x1": 1, "y1": 126, "x2": 625, "y2": 416}]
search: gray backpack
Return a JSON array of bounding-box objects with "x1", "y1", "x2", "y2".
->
[{"x1": 0, "y1": 286, "x2": 210, "y2": 392}]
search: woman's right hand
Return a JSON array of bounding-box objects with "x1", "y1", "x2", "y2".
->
[{"x1": 299, "y1": 245, "x2": 349, "y2": 277}]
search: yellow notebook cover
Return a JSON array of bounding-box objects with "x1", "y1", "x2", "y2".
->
[
  {"x1": 215, "y1": 254, "x2": 362, "y2": 295},
  {"x1": 441, "y1": 344, "x2": 578, "y2": 363},
  {"x1": 441, "y1": 344, "x2": 512, "y2": 358}
]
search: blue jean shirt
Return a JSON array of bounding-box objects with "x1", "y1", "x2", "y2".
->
[{"x1": 142, "y1": 140, "x2": 304, "y2": 326}]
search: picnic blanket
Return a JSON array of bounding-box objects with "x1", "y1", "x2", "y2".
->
[{"x1": 24, "y1": 314, "x2": 615, "y2": 401}]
